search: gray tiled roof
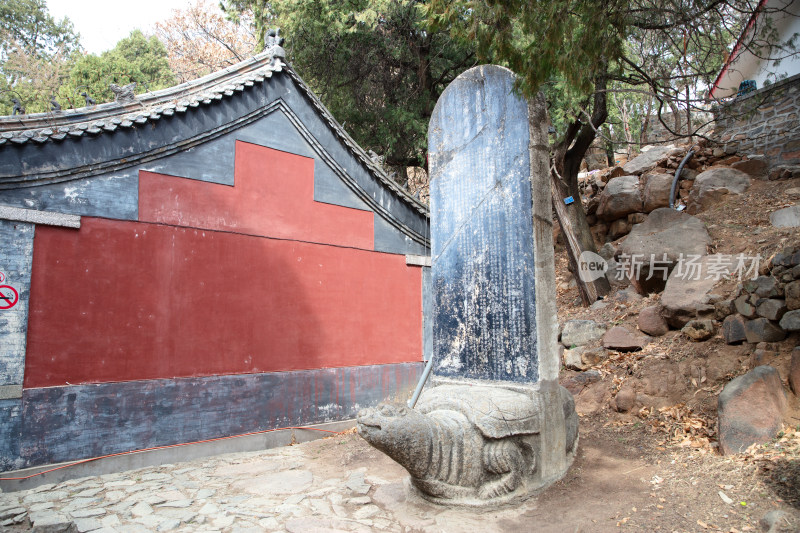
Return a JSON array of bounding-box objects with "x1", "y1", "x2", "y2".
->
[{"x1": 0, "y1": 47, "x2": 427, "y2": 217}]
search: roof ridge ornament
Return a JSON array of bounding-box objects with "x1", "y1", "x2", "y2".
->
[
  {"x1": 81, "y1": 92, "x2": 96, "y2": 106},
  {"x1": 11, "y1": 98, "x2": 25, "y2": 116},
  {"x1": 266, "y1": 28, "x2": 286, "y2": 67},
  {"x1": 110, "y1": 82, "x2": 137, "y2": 104}
]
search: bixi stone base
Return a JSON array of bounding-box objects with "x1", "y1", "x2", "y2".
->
[{"x1": 357, "y1": 380, "x2": 577, "y2": 507}]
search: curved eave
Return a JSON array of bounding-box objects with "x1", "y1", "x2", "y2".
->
[{"x1": 0, "y1": 48, "x2": 428, "y2": 220}]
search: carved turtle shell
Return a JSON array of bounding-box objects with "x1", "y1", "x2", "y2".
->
[{"x1": 416, "y1": 384, "x2": 541, "y2": 438}]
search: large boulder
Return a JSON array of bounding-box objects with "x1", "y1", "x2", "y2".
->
[
  {"x1": 660, "y1": 255, "x2": 719, "y2": 328},
  {"x1": 597, "y1": 175, "x2": 643, "y2": 221},
  {"x1": 779, "y1": 309, "x2": 800, "y2": 331},
  {"x1": 617, "y1": 208, "x2": 712, "y2": 294},
  {"x1": 790, "y1": 347, "x2": 800, "y2": 396},
  {"x1": 770, "y1": 205, "x2": 800, "y2": 228},
  {"x1": 642, "y1": 172, "x2": 674, "y2": 212},
  {"x1": 730, "y1": 158, "x2": 768, "y2": 179},
  {"x1": 561, "y1": 320, "x2": 606, "y2": 347},
  {"x1": 718, "y1": 366, "x2": 787, "y2": 455},
  {"x1": 722, "y1": 314, "x2": 747, "y2": 344},
  {"x1": 682, "y1": 319, "x2": 715, "y2": 341},
  {"x1": 622, "y1": 145, "x2": 674, "y2": 175},
  {"x1": 601, "y1": 326, "x2": 650, "y2": 351},
  {"x1": 744, "y1": 318, "x2": 787, "y2": 343},
  {"x1": 688, "y1": 167, "x2": 751, "y2": 214},
  {"x1": 638, "y1": 305, "x2": 669, "y2": 336},
  {"x1": 787, "y1": 280, "x2": 800, "y2": 310}
]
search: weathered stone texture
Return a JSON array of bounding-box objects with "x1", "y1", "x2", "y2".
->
[
  {"x1": 358, "y1": 383, "x2": 577, "y2": 505},
  {"x1": 756, "y1": 299, "x2": 787, "y2": 321},
  {"x1": 621, "y1": 146, "x2": 674, "y2": 175},
  {"x1": 0, "y1": 220, "x2": 34, "y2": 387},
  {"x1": 601, "y1": 326, "x2": 650, "y2": 351},
  {"x1": 790, "y1": 348, "x2": 800, "y2": 395},
  {"x1": 597, "y1": 175, "x2": 642, "y2": 221},
  {"x1": 561, "y1": 320, "x2": 606, "y2": 347},
  {"x1": 429, "y1": 65, "x2": 538, "y2": 382},
  {"x1": 769, "y1": 205, "x2": 800, "y2": 228},
  {"x1": 642, "y1": 172, "x2": 674, "y2": 212},
  {"x1": 682, "y1": 319, "x2": 715, "y2": 341},
  {"x1": 660, "y1": 256, "x2": 718, "y2": 328},
  {"x1": 722, "y1": 314, "x2": 748, "y2": 344},
  {"x1": 779, "y1": 309, "x2": 800, "y2": 331},
  {"x1": 718, "y1": 366, "x2": 787, "y2": 455},
  {"x1": 743, "y1": 318, "x2": 787, "y2": 343},
  {"x1": 638, "y1": 305, "x2": 669, "y2": 336},
  {"x1": 617, "y1": 208, "x2": 711, "y2": 295},
  {"x1": 713, "y1": 74, "x2": 800, "y2": 169},
  {"x1": 687, "y1": 167, "x2": 751, "y2": 214},
  {"x1": 787, "y1": 281, "x2": 800, "y2": 310}
]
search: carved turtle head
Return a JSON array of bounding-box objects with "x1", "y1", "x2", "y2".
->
[{"x1": 357, "y1": 403, "x2": 432, "y2": 478}]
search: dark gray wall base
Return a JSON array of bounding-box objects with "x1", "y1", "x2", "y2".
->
[
  {"x1": 1, "y1": 362, "x2": 422, "y2": 472},
  {"x1": 0, "y1": 419, "x2": 355, "y2": 493}
]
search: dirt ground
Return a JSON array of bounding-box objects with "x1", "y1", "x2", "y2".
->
[
  {"x1": 305, "y1": 416, "x2": 799, "y2": 533},
  {"x1": 533, "y1": 175, "x2": 800, "y2": 532}
]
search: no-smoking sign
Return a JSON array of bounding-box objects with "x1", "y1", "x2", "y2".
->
[
  {"x1": 0, "y1": 272, "x2": 18, "y2": 310},
  {"x1": 0, "y1": 285, "x2": 18, "y2": 309}
]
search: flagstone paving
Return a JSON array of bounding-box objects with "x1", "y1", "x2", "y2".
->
[{"x1": 2, "y1": 423, "x2": 798, "y2": 532}]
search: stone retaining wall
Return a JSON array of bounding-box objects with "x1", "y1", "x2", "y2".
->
[{"x1": 713, "y1": 73, "x2": 800, "y2": 168}]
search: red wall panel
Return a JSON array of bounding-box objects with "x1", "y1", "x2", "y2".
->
[
  {"x1": 139, "y1": 141, "x2": 374, "y2": 249},
  {"x1": 25, "y1": 218, "x2": 422, "y2": 388}
]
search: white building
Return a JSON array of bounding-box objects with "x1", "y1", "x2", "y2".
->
[{"x1": 710, "y1": 0, "x2": 800, "y2": 99}]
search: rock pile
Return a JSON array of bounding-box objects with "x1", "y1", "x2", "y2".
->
[
  {"x1": 579, "y1": 142, "x2": 758, "y2": 247},
  {"x1": 562, "y1": 145, "x2": 799, "y2": 455},
  {"x1": 718, "y1": 246, "x2": 800, "y2": 344}
]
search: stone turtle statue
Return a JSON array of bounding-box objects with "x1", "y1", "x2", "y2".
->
[{"x1": 358, "y1": 384, "x2": 577, "y2": 505}]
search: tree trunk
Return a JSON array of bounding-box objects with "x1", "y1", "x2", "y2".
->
[
  {"x1": 603, "y1": 127, "x2": 615, "y2": 167},
  {"x1": 639, "y1": 96, "x2": 653, "y2": 147},
  {"x1": 550, "y1": 67, "x2": 612, "y2": 305},
  {"x1": 551, "y1": 172, "x2": 608, "y2": 304}
]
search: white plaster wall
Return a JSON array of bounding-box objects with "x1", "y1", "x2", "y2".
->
[{"x1": 714, "y1": 0, "x2": 800, "y2": 98}]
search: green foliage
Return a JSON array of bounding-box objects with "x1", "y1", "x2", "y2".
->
[
  {"x1": 64, "y1": 30, "x2": 176, "y2": 107},
  {"x1": 427, "y1": 0, "x2": 755, "y2": 150},
  {"x1": 221, "y1": 0, "x2": 272, "y2": 51},
  {"x1": 222, "y1": 0, "x2": 475, "y2": 178},
  {"x1": 428, "y1": 0, "x2": 626, "y2": 99},
  {"x1": 0, "y1": 0, "x2": 80, "y2": 58},
  {"x1": 0, "y1": 0, "x2": 80, "y2": 114}
]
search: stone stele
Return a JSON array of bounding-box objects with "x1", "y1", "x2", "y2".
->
[{"x1": 358, "y1": 65, "x2": 577, "y2": 507}]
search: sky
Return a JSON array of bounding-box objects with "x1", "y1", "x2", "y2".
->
[{"x1": 46, "y1": 0, "x2": 201, "y2": 54}]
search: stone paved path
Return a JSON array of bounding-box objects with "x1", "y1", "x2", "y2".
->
[
  {"x1": 6, "y1": 423, "x2": 795, "y2": 532},
  {"x1": 0, "y1": 430, "x2": 543, "y2": 533}
]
